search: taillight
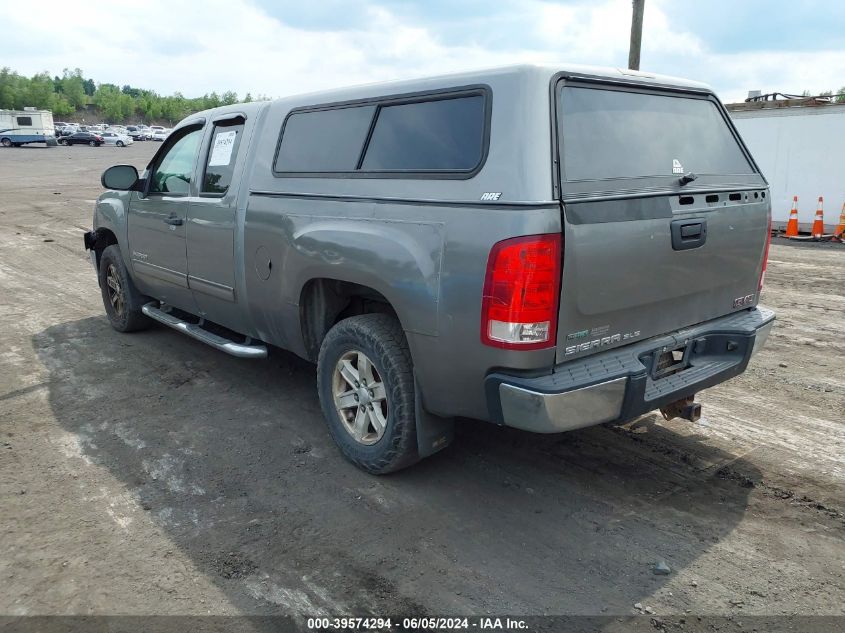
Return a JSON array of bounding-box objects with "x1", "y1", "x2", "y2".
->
[
  {"x1": 481, "y1": 233, "x2": 562, "y2": 350},
  {"x1": 759, "y1": 212, "x2": 772, "y2": 291}
]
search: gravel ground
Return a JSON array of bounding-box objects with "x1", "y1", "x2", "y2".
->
[{"x1": 1, "y1": 143, "x2": 843, "y2": 620}]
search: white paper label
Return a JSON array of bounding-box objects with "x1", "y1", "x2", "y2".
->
[{"x1": 208, "y1": 130, "x2": 237, "y2": 167}]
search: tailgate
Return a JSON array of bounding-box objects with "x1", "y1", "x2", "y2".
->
[{"x1": 554, "y1": 81, "x2": 770, "y2": 363}]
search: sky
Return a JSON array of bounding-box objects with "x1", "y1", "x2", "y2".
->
[{"x1": 1, "y1": 0, "x2": 843, "y2": 104}]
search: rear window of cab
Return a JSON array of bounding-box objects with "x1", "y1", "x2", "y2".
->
[{"x1": 273, "y1": 88, "x2": 489, "y2": 178}]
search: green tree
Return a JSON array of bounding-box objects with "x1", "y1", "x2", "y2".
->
[
  {"x1": 50, "y1": 93, "x2": 74, "y2": 117},
  {"x1": 26, "y1": 72, "x2": 55, "y2": 109},
  {"x1": 60, "y1": 68, "x2": 87, "y2": 109},
  {"x1": 0, "y1": 67, "x2": 23, "y2": 109},
  {"x1": 93, "y1": 83, "x2": 127, "y2": 121},
  {"x1": 0, "y1": 65, "x2": 249, "y2": 122}
]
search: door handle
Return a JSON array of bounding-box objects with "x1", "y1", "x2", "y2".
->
[
  {"x1": 670, "y1": 218, "x2": 707, "y2": 251},
  {"x1": 164, "y1": 215, "x2": 183, "y2": 226}
]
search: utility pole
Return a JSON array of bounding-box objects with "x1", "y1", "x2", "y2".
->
[{"x1": 628, "y1": 0, "x2": 645, "y2": 70}]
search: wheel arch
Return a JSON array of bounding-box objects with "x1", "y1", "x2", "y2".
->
[
  {"x1": 299, "y1": 278, "x2": 401, "y2": 362},
  {"x1": 90, "y1": 227, "x2": 119, "y2": 270},
  {"x1": 88, "y1": 194, "x2": 134, "y2": 287}
]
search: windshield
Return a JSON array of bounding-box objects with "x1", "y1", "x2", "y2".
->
[{"x1": 559, "y1": 86, "x2": 754, "y2": 181}]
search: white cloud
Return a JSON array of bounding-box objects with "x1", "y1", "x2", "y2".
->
[{"x1": 0, "y1": 0, "x2": 842, "y2": 105}]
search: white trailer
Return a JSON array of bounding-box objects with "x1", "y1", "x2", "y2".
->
[
  {"x1": 729, "y1": 102, "x2": 844, "y2": 233},
  {"x1": 0, "y1": 108, "x2": 57, "y2": 147}
]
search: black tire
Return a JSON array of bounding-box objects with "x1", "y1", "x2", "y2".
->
[
  {"x1": 57, "y1": 138, "x2": 67, "y2": 145},
  {"x1": 116, "y1": 140, "x2": 124, "y2": 147},
  {"x1": 317, "y1": 314, "x2": 419, "y2": 474},
  {"x1": 98, "y1": 244, "x2": 151, "y2": 332},
  {"x1": 0, "y1": 138, "x2": 11, "y2": 147},
  {"x1": 89, "y1": 140, "x2": 96, "y2": 147}
]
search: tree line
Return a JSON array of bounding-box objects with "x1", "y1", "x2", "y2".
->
[{"x1": 0, "y1": 67, "x2": 264, "y2": 124}]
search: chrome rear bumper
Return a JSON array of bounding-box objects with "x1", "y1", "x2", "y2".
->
[
  {"x1": 499, "y1": 378, "x2": 626, "y2": 433},
  {"x1": 489, "y1": 306, "x2": 775, "y2": 433}
]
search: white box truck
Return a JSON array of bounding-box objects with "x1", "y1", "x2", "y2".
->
[
  {"x1": 0, "y1": 108, "x2": 57, "y2": 147},
  {"x1": 728, "y1": 100, "x2": 844, "y2": 233}
]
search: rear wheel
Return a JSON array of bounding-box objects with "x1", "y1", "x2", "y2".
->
[
  {"x1": 116, "y1": 140, "x2": 124, "y2": 147},
  {"x1": 317, "y1": 314, "x2": 419, "y2": 474},
  {"x1": 98, "y1": 245, "x2": 150, "y2": 332},
  {"x1": 57, "y1": 138, "x2": 67, "y2": 145}
]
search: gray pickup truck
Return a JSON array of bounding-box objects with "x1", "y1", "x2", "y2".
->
[{"x1": 84, "y1": 64, "x2": 774, "y2": 473}]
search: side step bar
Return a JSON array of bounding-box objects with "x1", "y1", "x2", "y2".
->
[{"x1": 142, "y1": 302, "x2": 268, "y2": 359}]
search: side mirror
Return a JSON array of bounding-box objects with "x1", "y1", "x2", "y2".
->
[{"x1": 101, "y1": 164, "x2": 140, "y2": 191}]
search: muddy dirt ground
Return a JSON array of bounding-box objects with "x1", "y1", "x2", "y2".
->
[{"x1": 1, "y1": 144, "x2": 843, "y2": 621}]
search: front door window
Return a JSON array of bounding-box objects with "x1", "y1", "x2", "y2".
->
[{"x1": 149, "y1": 128, "x2": 203, "y2": 195}]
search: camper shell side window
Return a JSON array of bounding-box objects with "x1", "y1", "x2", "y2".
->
[{"x1": 272, "y1": 85, "x2": 491, "y2": 179}]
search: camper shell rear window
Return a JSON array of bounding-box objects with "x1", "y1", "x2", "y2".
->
[
  {"x1": 557, "y1": 84, "x2": 754, "y2": 182},
  {"x1": 273, "y1": 86, "x2": 491, "y2": 179}
]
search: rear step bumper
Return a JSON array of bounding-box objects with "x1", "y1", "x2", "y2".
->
[
  {"x1": 142, "y1": 303, "x2": 268, "y2": 359},
  {"x1": 485, "y1": 306, "x2": 775, "y2": 433}
]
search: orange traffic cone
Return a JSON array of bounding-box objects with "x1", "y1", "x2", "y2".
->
[
  {"x1": 811, "y1": 196, "x2": 825, "y2": 239},
  {"x1": 834, "y1": 202, "x2": 845, "y2": 240},
  {"x1": 784, "y1": 196, "x2": 799, "y2": 237}
]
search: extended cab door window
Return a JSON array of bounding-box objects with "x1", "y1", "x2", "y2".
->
[{"x1": 201, "y1": 119, "x2": 245, "y2": 196}]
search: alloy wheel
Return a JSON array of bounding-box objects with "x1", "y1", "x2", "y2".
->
[
  {"x1": 332, "y1": 350, "x2": 389, "y2": 445},
  {"x1": 105, "y1": 264, "x2": 125, "y2": 317}
]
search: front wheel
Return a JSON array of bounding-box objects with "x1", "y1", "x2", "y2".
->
[
  {"x1": 0, "y1": 138, "x2": 11, "y2": 147},
  {"x1": 57, "y1": 138, "x2": 67, "y2": 145},
  {"x1": 98, "y1": 245, "x2": 150, "y2": 332},
  {"x1": 116, "y1": 140, "x2": 124, "y2": 147},
  {"x1": 89, "y1": 140, "x2": 96, "y2": 147},
  {"x1": 317, "y1": 314, "x2": 419, "y2": 474}
]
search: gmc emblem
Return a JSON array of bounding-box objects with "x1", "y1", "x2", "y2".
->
[{"x1": 733, "y1": 294, "x2": 755, "y2": 308}]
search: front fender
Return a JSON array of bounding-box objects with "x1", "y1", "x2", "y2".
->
[{"x1": 93, "y1": 191, "x2": 131, "y2": 267}]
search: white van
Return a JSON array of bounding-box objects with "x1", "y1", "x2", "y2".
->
[{"x1": 0, "y1": 108, "x2": 57, "y2": 147}]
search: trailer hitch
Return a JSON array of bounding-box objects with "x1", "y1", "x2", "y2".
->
[{"x1": 660, "y1": 396, "x2": 701, "y2": 423}]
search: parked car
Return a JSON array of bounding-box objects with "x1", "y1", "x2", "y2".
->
[
  {"x1": 84, "y1": 64, "x2": 774, "y2": 474},
  {"x1": 59, "y1": 131, "x2": 103, "y2": 146},
  {"x1": 151, "y1": 128, "x2": 170, "y2": 141},
  {"x1": 125, "y1": 126, "x2": 145, "y2": 140},
  {"x1": 99, "y1": 131, "x2": 133, "y2": 147}
]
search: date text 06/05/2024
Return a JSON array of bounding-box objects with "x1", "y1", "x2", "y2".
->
[{"x1": 306, "y1": 617, "x2": 528, "y2": 630}]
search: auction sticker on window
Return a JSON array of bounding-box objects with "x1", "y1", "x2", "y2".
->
[{"x1": 209, "y1": 130, "x2": 238, "y2": 166}]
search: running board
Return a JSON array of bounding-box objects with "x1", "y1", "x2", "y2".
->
[{"x1": 142, "y1": 303, "x2": 268, "y2": 359}]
